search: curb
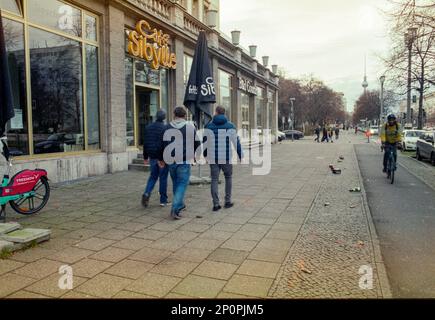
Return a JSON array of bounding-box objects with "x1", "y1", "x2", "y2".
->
[{"x1": 352, "y1": 144, "x2": 393, "y2": 298}]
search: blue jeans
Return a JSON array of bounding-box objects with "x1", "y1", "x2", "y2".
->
[
  {"x1": 144, "y1": 159, "x2": 169, "y2": 204},
  {"x1": 168, "y1": 164, "x2": 191, "y2": 213}
]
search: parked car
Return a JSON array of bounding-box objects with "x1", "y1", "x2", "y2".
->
[
  {"x1": 401, "y1": 130, "x2": 426, "y2": 151},
  {"x1": 34, "y1": 133, "x2": 76, "y2": 154},
  {"x1": 369, "y1": 125, "x2": 379, "y2": 135},
  {"x1": 416, "y1": 131, "x2": 435, "y2": 165},
  {"x1": 277, "y1": 131, "x2": 286, "y2": 142},
  {"x1": 283, "y1": 130, "x2": 304, "y2": 140}
]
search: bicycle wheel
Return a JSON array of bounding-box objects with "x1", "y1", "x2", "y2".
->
[{"x1": 10, "y1": 177, "x2": 50, "y2": 215}]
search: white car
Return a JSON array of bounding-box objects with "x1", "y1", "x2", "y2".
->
[
  {"x1": 370, "y1": 126, "x2": 379, "y2": 135},
  {"x1": 402, "y1": 130, "x2": 426, "y2": 151}
]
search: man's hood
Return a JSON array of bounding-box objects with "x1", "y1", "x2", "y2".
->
[
  {"x1": 170, "y1": 118, "x2": 187, "y2": 129},
  {"x1": 212, "y1": 114, "x2": 228, "y2": 126}
]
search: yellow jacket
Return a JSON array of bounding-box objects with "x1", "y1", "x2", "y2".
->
[{"x1": 380, "y1": 122, "x2": 402, "y2": 144}]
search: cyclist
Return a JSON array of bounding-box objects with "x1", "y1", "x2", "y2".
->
[{"x1": 380, "y1": 114, "x2": 402, "y2": 173}]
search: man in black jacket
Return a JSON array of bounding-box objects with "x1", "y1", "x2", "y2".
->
[{"x1": 142, "y1": 109, "x2": 170, "y2": 208}]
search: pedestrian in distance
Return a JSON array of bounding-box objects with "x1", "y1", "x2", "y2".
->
[
  {"x1": 335, "y1": 126, "x2": 340, "y2": 140},
  {"x1": 314, "y1": 125, "x2": 321, "y2": 143},
  {"x1": 159, "y1": 106, "x2": 201, "y2": 220},
  {"x1": 321, "y1": 126, "x2": 329, "y2": 143},
  {"x1": 141, "y1": 109, "x2": 170, "y2": 208},
  {"x1": 204, "y1": 106, "x2": 243, "y2": 212}
]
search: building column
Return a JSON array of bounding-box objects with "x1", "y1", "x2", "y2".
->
[
  {"x1": 273, "y1": 90, "x2": 279, "y2": 143},
  {"x1": 198, "y1": 0, "x2": 204, "y2": 22},
  {"x1": 105, "y1": 4, "x2": 128, "y2": 172},
  {"x1": 264, "y1": 85, "x2": 270, "y2": 131},
  {"x1": 174, "y1": 37, "x2": 185, "y2": 115}
]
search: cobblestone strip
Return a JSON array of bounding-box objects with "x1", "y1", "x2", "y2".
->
[{"x1": 269, "y1": 141, "x2": 389, "y2": 298}]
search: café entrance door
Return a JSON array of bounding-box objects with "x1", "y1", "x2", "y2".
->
[{"x1": 136, "y1": 86, "x2": 160, "y2": 147}]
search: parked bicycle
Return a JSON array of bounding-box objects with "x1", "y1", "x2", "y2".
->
[{"x1": 0, "y1": 137, "x2": 50, "y2": 222}]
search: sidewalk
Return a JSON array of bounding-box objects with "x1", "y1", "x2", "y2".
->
[{"x1": 0, "y1": 132, "x2": 390, "y2": 298}]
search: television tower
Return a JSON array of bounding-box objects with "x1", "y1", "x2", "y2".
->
[{"x1": 362, "y1": 55, "x2": 368, "y2": 94}]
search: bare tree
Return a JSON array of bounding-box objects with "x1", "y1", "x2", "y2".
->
[{"x1": 383, "y1": 0, "x2": 435, "y2": 129}]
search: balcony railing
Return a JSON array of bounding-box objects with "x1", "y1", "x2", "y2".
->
[{"x1": 126, "y1": 0, "x2": 171, "y2": 21}]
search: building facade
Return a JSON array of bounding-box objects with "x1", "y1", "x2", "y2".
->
[{"x1": 1, "y1": 0, "x2": 280, "y2": 183}]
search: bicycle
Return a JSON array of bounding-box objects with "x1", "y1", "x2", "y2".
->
[
  {"x1": 382, "y1": 143, "x2": 398, "y2": 184},
  {"x1": 0, "y1": 137, "x2": 50, "y2": 222}
]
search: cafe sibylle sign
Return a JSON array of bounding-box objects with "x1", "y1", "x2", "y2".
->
[
  {"x1": 238, "y1": 78, "x2": 257, "y2": 95},
  {"x1": 128, "y1": 20, "x2": 177, "y2": 70}
]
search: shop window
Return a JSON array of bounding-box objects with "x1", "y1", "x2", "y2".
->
[
  {"x1": 3, "y1": 18, "x2": 28, "y2": 156},
  {"x1": 29, "y1": 27, "x2": 84, "y2": 154},
  {"x1": 27, "y1": 0, "x2": 82, "y2": 37},
  {"x1": 86, "y1": 45, "x2": 100, "y2": 150},
  {"x1": 256, "y1": 87, "x2": 264, "y2": 129},
  {"x1": 135, "y1": 60, "x2": 160, "y2": 86},
  {"x1": 218, "y1": 70, "x2": 232, "y2": 120},
  {"x1": 85, "y1": 14, "x2": 97, "y2": 41},
  {"x1": 125, "y1": 57, "x2": 135, "y2": 147},
  {"x1": 0, "y1": 0, "x2": 22, "y2": 15},
  {"x1": 183, "y1": 54, "x2": 193, "y2": 121},
  {"x1": 241, "y1": 93, "x2": 250, "y2": 140}
]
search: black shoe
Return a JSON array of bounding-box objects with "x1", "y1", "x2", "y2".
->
[
  {"x1": 224, "y1": 202, "x2": 234, "y2": 209},
  {"x1": 142, "y1": 194, "x2": 150, "y2": 207},
  {"x1": 382, "y1": 168, "x2": 387, "y2": 173},
  {"x1": 179, "y1": 205, "x2": 186, "y2": 212},
  {"x1": 213, "y1": 205, "x2": 222, "y2": 212},
  {"x1": 171, "y1": 210, "x2": 182, "y2": 220}
]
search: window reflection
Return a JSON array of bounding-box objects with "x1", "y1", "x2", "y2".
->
[
  {"x1": 135, "y1": 60, "x2": 160, "y2": 86},
  {"x1": 125, "y1": 57, "x2": 135, "y2": 147},
  {"x1": 0, "y1": 0, "x2": 21, "y2": 15},
  {"x1": 219, "y1": 70, "x2": 232, "y2": 120},
  {"x1": 27, "y1": 0, "x2": 82, "y2": 37},
  {"x1": 85, "y1": 15, "x2": 97, "y2": 41},
  {"x1": 29, "y1": 27, "x2": 84, "y2": 154},
  {"x1": 3, "y1": 18, "x2": 28, "y2": 156},
  {"x1": 86, "y1": 45, "x2": 100, "y2": 150}
]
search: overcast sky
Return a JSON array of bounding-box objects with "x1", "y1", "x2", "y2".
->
[{"x1": 219, "y1": 0, "x2": 392, "y2": 112}]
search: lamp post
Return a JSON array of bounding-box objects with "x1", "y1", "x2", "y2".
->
[
  {"x1": 379, "y1": 75, "x2": 385, "y2": 134},
  {"x1": 405, "y1": 27, "x2": 417, "y2": 125},
  {"x1": 289, "y1": 98, "x2": 295, "y2": 141}
]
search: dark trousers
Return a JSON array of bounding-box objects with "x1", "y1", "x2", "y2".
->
[{"x1": 210, "y1": 164, "x2": 233, "y2": 206}]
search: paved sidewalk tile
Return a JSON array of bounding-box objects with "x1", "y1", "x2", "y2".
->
[
  {"x1": 236, "y1": 260, "x2": 281, "y2": 279},
  {"x1": 71, "y1": 258, "x2": 114, "y2": 278},
  {"x1": 74, "y1": 237, "x2": 115, "y2": 251},
  {"x1": 89, "y1": 247, "x2": 134, "y2": 263},
  {"x1": 48, "y1": 247, "x2": 94, "y2": 264},
  {"x1": 0, "y1": 260, "x2": 25, "y2": 276},
  {"x1": 129, "y1": 247, "x2": 172, "y2": 264},
  {"x1": 171, "y1": 275, "x2": 226, "y2": 298},
  {"x1": 13, "y1": 259, "x2": 62, "y2": 280},
  {"x1": 0, "y1": 273, "x2": 36, "y2": 297},
  {"x1": 75, "y1": 273, "x2": 132, "y2": 298},
  {"x1": 128, "y1": 273, "x2": 181, "y2": 297},
  {"x1": 208, "y1": 248, "x2": 249, "y2": 265},
  {"x1": 150, "y1": 258, "x2": 199, "y2": 278},
  {"x1": 25, "y1": 273, "x2": 87, "y2": 298},
  {"x1": 105, "y1": 259, "x2": 154, "y2": 279},
  {"x1": 193, "y1": 260, "x2": 238, "y2": 280},
  {"x1": 97, "y1": 229, "x2": 134, "y2": 241},
  {"x1": 223, "y1": 274, "x2": 273, "y2": 297},
  {"x1": 112, "y1": 237, "x2": 153, "y2": 251}
]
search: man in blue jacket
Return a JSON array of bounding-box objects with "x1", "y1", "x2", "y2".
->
[
  {"x1": 205, "y1": 106, "x2": 243, "y2": 212},
  {"x1": 142, "y1": 109, "x2": 170, "y2": 208}
]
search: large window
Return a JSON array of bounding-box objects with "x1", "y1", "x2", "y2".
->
[
  {"x1": 241, "y1": 93, "x2": 250, "y2": 140},
  {"x1": 218, "y1": 70, "x2": 232, "y2": 120},
  {"x1": 256, "y1": 87, "x2": 265, "y2": 129},
  {"x1": 125, "y1": 57, "x2": 135, "y2": 147},
  {"x1": 1, "y1": 0, "x2": 100, "y2": 156},
  {"x1": 268, "y1": 91, "x2": 275, "y2": 130},
  {"x1": 3, "y1": 18, "x2": 28, "y2": 156}
]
